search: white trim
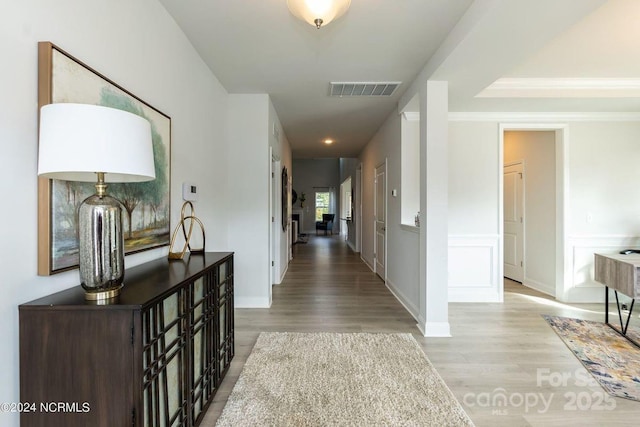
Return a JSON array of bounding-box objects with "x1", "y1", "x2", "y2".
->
[
  {"x1": 448, "y1": 234, "x2": 501, "y2": 302},
  {"x1": 360, "y1": 254, "x2": 374, "y2": 272},
  {"x1": 278, "y1": 262, "x2": 288, "y2": 284},
  {"x1": 385, "y1": 279, "x2": 419, "y2": 322},
  {"x1": 499, "y1": 124, "x2": 567, "y2": 302},
  {"x1": 449, "y1": 112, "x2": 640, "y2": 122},
  {"x1": 420, "y1": 322, "x2": 451, "y2": 338},
  {"x1": 234, "y1": 297, "x2": 271, "y2": 308},
  {"x1": 485, "y1": 77, "x2": 640, "y2": 90},
  {"x1": 402, "y1": 112, "x2": 420, "y2": 121},
  {"x1": 557, "y1": 128, "x2": 570, "y2": 302},
  {"x1": 400, "y1": 224, "x2": 419, "y2": 234},
  {"x1": 523, "y1": 277, "x2": 554, "y2": 297},
  {"x1": 357, "y1": 163, "x2": 363, "y2": 253},
  {"x1": 373, "y1": 159, "x2": 388, "y2": 281},
  {"x1": 568, "y1": 234, "x2": 640, "y2": 240},
  {"x1": 564, "y1": 235, "x2": 640, "y2": 302},
  {"x1": 477, "y1": 78, "x2": 640, "y2": 99}
]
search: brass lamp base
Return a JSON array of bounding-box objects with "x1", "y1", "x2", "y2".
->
[{"x1": 84, "y1": 284, "x2": 124, "y2": 301}]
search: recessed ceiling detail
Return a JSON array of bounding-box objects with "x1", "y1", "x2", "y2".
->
[
  {"x1": 330, "y1": 82, "x2": 401, "y2": 97},
  {"x1": 477, "y1": 78, "x2": 640, "y2": 98}
]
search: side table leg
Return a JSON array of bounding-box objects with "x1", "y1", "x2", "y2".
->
[{"x1": 605, "y1": 286, "x2": 609, "y2": 325}]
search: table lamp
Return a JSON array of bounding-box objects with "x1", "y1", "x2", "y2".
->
[{"x1": 38, "y1": 103, "x2": 155, "y2": 300}]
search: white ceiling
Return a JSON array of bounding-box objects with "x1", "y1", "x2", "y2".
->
[{"x1": 159, "y1": 0, "x2": 640, "y2": 158}]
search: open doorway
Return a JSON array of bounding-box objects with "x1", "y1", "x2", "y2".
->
[
  {"x1": 374, "y1": 160, "x2": 387, "y2": 281},
  {"x1": 340, "y1": 177, "x2": 352, "y2": 240},
  {"x1": 501, "y1": 125, "x2": 566, "y2": 299}
]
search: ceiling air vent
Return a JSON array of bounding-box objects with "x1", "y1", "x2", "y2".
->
[{"x1": 330, "y1": 82, "x2": 401, "y2": 97}]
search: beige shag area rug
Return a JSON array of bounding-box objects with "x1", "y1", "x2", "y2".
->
[{"x1": 215, "y1": 332, "x2": 474, "y2": 426}]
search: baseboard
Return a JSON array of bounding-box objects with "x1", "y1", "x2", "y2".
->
[
  {"x1": 417, "y1": 321, "x2": 451, "y2": 337},
  {"x1": 385, "y1": 279, "x2": 419, "y2": 321},
  {"x1": 277, "y1": 262, "x2": 288, "y2": 284},
  {"x1": 347, "y1": 239, "x2": 357, "y2": 252},
  {"x1": 523, "y1": 277, "x2": 554, "y2": 297},
  {"x1": 361, "y1": 255, "x2": 374, "y2": 272},
  {"x1": 234, "y1": 297, "x2": 271, "y2": 308},
  {"x1": 561, "y1": 286, "x2": 605, "y2": 303},
  {"x1": 448, "y1": 288, "x2": 502, "y2": 303}
]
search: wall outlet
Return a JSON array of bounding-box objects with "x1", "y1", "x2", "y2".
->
[{"x1": 182, "y1": 182, "x2": 198, "y2": 201}]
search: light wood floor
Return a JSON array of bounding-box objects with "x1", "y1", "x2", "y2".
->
[{"x1": 202, "y1": 235, "x2": 640, "y2": 426}]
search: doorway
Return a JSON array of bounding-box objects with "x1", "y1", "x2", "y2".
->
[
  {"x1": 501, "y1": 127, "x2": 563, "y2": 298},
  {"x1": 270, "y1": 155, "x2": 281, "y2": 286},
  {"x1": 374, "y1": 161, "x2": 387, "y2": 280},
  {"x1": 340, "y1": 177, "x2": 352, "y2": 240},
  {"x1": 356, "y1": 164, "x2": 362, "y2": 253}
]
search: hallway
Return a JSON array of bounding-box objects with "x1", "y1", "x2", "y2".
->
[
  {"x1": 204, "y1": 236, "x2": 640, "y2": 427},
  {"x1": 270, "y1": 235, "x2": 416, "y2": 332}
]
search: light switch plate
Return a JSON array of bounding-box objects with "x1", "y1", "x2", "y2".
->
[{"x1": 182, "y1": 182, "x2": 198, "y2": 201}]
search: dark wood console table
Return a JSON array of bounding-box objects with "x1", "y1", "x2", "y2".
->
[
  {"x1": 19, "y1": 252, "x2": 234, "y2": 427},
  {"x1": 594, "y1": 252, "x2": 639, "y2": 347}
]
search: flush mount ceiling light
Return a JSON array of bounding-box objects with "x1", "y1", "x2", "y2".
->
[
  {"x1": 324, "y1": 139, "x2": 334, "y2": 144},
  {"x1": 287, "y1": 0, "x2": 351, "y2": 29}
]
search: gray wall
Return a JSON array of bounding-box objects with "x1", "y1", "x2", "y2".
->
[{"x1": 292, "y1": 159, "x2": 341, "y2": 233}]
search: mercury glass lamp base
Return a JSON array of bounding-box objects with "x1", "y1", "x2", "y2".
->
[
  {"x1": 84, "y1": 284, "x2": 124, "y2": 301},
  {"x1": 78, "y1": 192, "x2": 125, "y2": 296}
]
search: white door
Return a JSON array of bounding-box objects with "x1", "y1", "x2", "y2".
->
[
  {"x1": 504, "y1": 162, "x2": 524, "y2": 282},
  {"x1": 374, "y1": 162, "x2": 386, "y2": 280},
  {"x1": 356, "y1": 166, "x2": 362, "y2": 253}
]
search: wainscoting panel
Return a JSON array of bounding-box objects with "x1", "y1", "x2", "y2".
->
[
  {"x1": 448, "y1": 235, "x2": 501, "y2": 302},
  {"x1": 566, "y1": 235, "x2": 640, "y2": 302}
]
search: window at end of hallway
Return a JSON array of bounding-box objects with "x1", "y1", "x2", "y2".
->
[{"x1": 315, "y1": 191, "x2": 330, "y2": 220}]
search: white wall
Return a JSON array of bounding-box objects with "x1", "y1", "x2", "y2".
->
[
  {"x1": 228, "y1": 95, "x2": 271, "y2": 307},
  {"x1": 504, "y1": 131, "x2": 556, "y2": 295},
  {"x1": 567, "y1": 121, "x2": 640, "y2": 301},
  {"x1": 359, "y1": 112, "x2": 420, "y2": 319},
  {"x1": 448, "y1": 121, "x2": 501, "y2": 302},
  {"x1": 448, "y1": 117, "x2": 640, "y2": 303},
  {"x1": 1, "y1": 0, "x2": 230, "y2": 424},
  {"x1": 401, "y1": 114, "x2": 420, "y2": 225}
]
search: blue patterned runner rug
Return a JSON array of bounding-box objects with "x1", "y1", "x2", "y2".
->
[{"x1": 543, "y1": 315, "x2": 640, "y2": 401}]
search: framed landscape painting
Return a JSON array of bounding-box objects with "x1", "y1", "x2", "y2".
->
[{"x1": 37, "y1": 42, "x2": 171, "y2": 275}]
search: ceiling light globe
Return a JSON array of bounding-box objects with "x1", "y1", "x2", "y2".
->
[{"x1": 287, "y1": 0, "x2": 351, "y2": 29}]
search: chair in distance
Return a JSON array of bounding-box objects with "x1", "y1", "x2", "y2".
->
[{"x1": 315, "y1": 214, "x2": 335, "y2": 235}]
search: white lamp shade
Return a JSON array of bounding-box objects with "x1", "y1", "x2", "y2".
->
[
  {"x1": 287, "y1": 0, "x2": 351, "y2": 28},
  {"x1": 38, "y1": 103, "x2": 155, "y2": 183}
]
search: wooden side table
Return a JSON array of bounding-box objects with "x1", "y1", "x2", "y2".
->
[{"x1": 594, "y1": 252, "x2": 640, "y2": 347}]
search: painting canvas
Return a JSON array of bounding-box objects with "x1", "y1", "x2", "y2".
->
[{"x1": 38, "y1": 42, "x2": 171, "y2": 275}]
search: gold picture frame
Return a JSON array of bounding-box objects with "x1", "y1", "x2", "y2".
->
[{"x1": 37, "y1": 42, "x2": 171, "y2": 276}]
